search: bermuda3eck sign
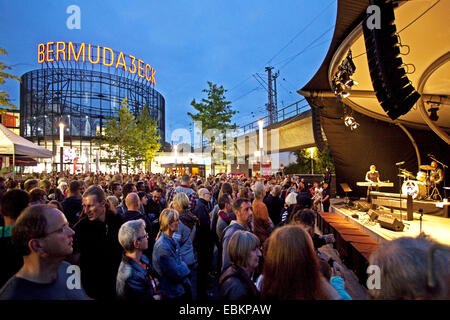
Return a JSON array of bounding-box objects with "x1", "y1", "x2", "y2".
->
[{"x1": 37, "y1": 42, "x2": 156, "y2": 85}]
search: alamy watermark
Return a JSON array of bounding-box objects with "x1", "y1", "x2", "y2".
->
[
  {"x1": 66, "y1": 264, "x2": 81, "y2": 290},
  {"x1": 366, "y1": 265, "x2": 381, "y2": 290},
  {"x1": 66, "y1": 5, "x2": 81, "y2": 30},
  {"x1": 366, "y1": 5, "x2": 381, "y2": 30}
]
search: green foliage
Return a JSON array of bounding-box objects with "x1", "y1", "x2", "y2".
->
[
  {"x1": 187, "y1": 82, "x2": 237, "y2": 170},
  {"x1": 0, "y1": 48, "x2": 21, "y2": 110},
  {"x1": 135, "y1": 106, "x2": 161, "y2": 170},
  {"x1": 284, "y1": 147, "x2": 335, "y2": 174},
  {"x1": 94, "y1": 98, "x2": 161, "y2": 172},
  {"x1": 188, "y1": 81, "x2": 237, "y2": 135}
]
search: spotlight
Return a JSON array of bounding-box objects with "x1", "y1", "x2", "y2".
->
[
  {"x1": 428, "y1": 107, "x2": 439, "y2": 121},
  {"x1": 345, "y1": 79, "x2": 358, "y2": 87},
  {"x1": 344, "y1": 116, "x2": 360, "y2": 130}
]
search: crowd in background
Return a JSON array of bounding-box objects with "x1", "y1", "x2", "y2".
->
[{"x1": 0, "y1": 170, "x2": 448, "y2": 300}]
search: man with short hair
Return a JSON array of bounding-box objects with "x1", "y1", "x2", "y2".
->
[
  {"x1": 61, "y1": 181, "x2": 83, "y2": 227},
  {"x1": 167, "y1": 174, "x2": 198, "y2": 210},
  {"x1": 193, "y1": 187, "x2": 214, "y2": 299},
  {"x1": 263, "y1": 185, "x2": 284, "y2": 226},
  {"x1": 321, "y1": 182, "x2": 331, "y2": 212},
  {"x1": 116, "y1": 183, "x2": 137, "y2": 217},
  {"x1": 70, "y1": 186, "x2": 123, "y2": 300},
  {"x1": 221, "y1": 198, "x2": 253, "y2": 273},
  {"x1": 23, "y1": 179, "x2": 39, "y2": 193},
  {"x1": 0, "y1": 204, "x2": 88, "y2": 300},
  {"x1": 110, "y1": 182, "x2": 122, "y2": 199},
  {"x1": 123, "y1": 193, "x2": 151, "y2": 231}
]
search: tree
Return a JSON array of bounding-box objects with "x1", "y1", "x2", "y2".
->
[
  {"x1": 188, "y1": 81, "x2": 237, "y2": 134},
  {"x1": 135, "y1": 106, "x2": 161, "y2": 171},
  {"x1": 94, "y1": 98, "x2": 139, "y2": 173},
  {"x1": 0, "y1": 48, "x2": 21, "y2": 110},
  {"x1": 95, "y1": 98, "x2": 162, "y2": 173},
  {"x1": 187, "y1": 82, "x2": 237, "y2": 173},
  {"x1": 284, "y1": 146, "x2": 335, "y2": 174}
]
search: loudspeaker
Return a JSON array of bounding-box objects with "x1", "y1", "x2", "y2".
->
[
  {"x1": 367, "y1": 209, "x2": 379, "y2": 221},
  {"x1": 362, "y1": 0, "x2": 420, "y2": 120},
  {"x1": 356, "y1": 201, "x2": 371, "y2": 212},
  {"x1": 378, "y1": 215, "x2": 404, "y2": 231},
  {"x1": 311, "y1": 105, "x2": 327, "y2": 151}
]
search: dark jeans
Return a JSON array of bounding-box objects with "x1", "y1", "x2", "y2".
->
[{"x1": 323, "y1": 200, "x2": 330, "y2": 212}]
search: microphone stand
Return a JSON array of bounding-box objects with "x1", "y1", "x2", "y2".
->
[
  {"x1": 419, "y1": 208, "x2": 424, "y2": 234},
  {"x1": 397, "y1": 166, "x2": 404, "y2": 222}
]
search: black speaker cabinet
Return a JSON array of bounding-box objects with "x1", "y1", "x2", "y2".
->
[
  {"x1": 378, "y1": 215, "x2": 404, "y2": 231},
  {"x1": 362, "y1": 0, "x2": 420, "y2": 120}
]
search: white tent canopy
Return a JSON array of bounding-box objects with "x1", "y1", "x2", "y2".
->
[{"x1": 0, "y1": 123, "x2": 53, "y2": 158}]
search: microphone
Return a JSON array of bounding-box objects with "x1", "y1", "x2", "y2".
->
[{"x1": 395, "y1": 161, "x2": 405, "y2": 166}]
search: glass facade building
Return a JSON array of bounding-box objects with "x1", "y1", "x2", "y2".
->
[{"x1": 19, "y1": 43, "x2": 165, "y2": 172}]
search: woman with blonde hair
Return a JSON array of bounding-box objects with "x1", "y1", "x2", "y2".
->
[
  {"x1": 261, "y1": 225, "x2": 339, "y2": 300},
  {"x1": 170, "y1": 193, "x2": 199, "y2": 299},
  {"x1": 152, "y1": 208, "x2": 191, "y2": 300}
]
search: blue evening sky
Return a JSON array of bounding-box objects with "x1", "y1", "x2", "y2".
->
[{"x1": 0, "y1": 0, "x2": 336, "y2": 143}]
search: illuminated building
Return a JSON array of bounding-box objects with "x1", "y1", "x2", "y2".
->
[{"x1": 19, "y1": 42, "x2": 165, "y2": 172}]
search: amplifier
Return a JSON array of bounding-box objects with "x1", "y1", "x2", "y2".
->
[{"x1": 378, "y1": 216, "x2": 404, "y2": 232}]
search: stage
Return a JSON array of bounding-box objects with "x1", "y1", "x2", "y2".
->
[{"x1": 330, "y1": 199, "x2": 450, "y2": 246}]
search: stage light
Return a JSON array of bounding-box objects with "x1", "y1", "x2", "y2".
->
[
  {"x1": 428, "y1": 107, "x2": 439, "y2": 121},
  {"x1": 344, "y1": 115, "x2": 360, "y2": 130}
]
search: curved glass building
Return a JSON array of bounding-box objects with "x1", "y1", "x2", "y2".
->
[{"x1": 20, "y1": 42, "x2": 165, "y2": 172}]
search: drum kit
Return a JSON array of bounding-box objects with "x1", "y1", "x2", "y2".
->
[{"x1": 398, "y1": 165, "x2": 438, "y2": 200}]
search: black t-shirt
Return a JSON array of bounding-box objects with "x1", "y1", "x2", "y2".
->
[
  {"x1": 0, "y1": 261, "x2": 89, "y2": 300},
  {"x1": 72, "y1": 212, "x2": 123, "y2": 300},
  {"x1": 322, "y1": 187, "x2": 330, "y2": 203}
]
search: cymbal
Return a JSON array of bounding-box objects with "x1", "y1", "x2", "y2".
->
[
  {"x1": 420, "y1": 165, "x2": 434, "y2": 170},
  {"x1": 400, "y1": 170, "x2": 415, "y2": 178}
]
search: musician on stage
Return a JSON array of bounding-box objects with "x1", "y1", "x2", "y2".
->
[
  {"x1": 430, "y1": 161, "x2": 443, "y2": 186},
  {"x1": 365, "y1": 164, "x2": 380, "y2": 202}
]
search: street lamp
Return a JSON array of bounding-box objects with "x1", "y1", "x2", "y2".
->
[
  {"x1": 309, "y1": 147, "x2": 314, "y2": 174},
  {"x1": 258, "y1": 119, "x2": 264, "y2": 177},
  {"x1": 59, "y1": 122, "x2": 65, "y2": 173}
]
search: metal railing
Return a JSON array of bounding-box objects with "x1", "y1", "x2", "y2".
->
[{"x1": 237, "y1": 98, "x2": 309, "y2": 134}]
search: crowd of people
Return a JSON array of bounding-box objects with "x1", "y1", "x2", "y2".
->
[{"x1": 0, "y1": 170, "x2": 448, "y2": 300}]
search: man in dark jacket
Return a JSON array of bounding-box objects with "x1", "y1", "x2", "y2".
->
[
  {"x1": 221, "y1": 198, "x2": 253, "y2": 273},
  {"x1": 192, "y1": 188, "x2": 214, "y2": 299},
  {"x1": 296, "y1": 183, "x2": 312, "y2": 209},
  {"x1": 61, "y1": 181, "x2": 83, "y2": 227},
  {"x1": 263, "y1": 185, "x2": 284, "y2": 226},
  {"x1": 70, "y1": 186, "x2": 123, "y2": 300},
  {"x1": 116, "y1": 219, "x2": 160, "y2": 300}
]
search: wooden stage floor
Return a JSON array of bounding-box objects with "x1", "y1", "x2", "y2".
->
[{"x1": 330, "y1": 200, "x2": 450, "y2": 246}]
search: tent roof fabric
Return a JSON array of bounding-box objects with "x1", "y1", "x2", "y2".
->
[{"x1": 0, "y1": 123, "x2": 53, "y2": 158}]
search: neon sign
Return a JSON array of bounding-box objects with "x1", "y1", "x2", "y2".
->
[{"x1": 38, "y1": 42, "x2": 156, "y2": 85}]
